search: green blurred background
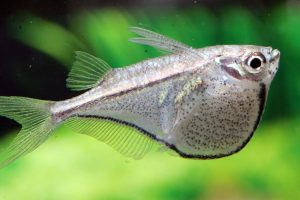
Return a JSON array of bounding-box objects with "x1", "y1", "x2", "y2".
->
[{"x1": 0, "y1": 1, "x2": 300, "y2": 199}]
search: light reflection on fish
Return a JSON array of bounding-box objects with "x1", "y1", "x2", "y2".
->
[{"x1": 0, "y1": 27, "x2": 280, "y2": 167}]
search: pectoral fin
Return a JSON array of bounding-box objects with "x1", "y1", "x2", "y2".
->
[
  {"x1": 66, "y1": 51, "x2": 112, "y2": 91},
  {"x1": 129, "y1": 27, "x2": 200, "y2": 58}
]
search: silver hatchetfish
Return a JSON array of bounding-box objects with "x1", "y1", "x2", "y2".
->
[{"x1": 0, "y1": 27, "x2": 280, "y2": 168}]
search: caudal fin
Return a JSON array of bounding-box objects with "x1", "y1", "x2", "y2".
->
[{"x1": 0, "y1": 96, "x2": 55, "y2": 168}]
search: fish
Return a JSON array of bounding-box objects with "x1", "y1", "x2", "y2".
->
[{"x1": 0, "y1": 27, "x2": 280, "y2": 168}]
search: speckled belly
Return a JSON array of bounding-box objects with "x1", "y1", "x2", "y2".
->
[{"x1": 169, "y1": 82, "x2": 266, "y2": 158}]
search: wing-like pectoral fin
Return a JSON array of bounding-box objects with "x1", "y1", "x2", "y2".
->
[
  {"x1": 63, "y1": 116, "x2": 155, "y2": 159},
  {"x1": 129, "y1": 26, "x2": 201, "y2": 58}
]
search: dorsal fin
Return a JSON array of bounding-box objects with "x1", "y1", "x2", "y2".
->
[
  {"x1": 66, "y1": 51, "x2": 112, "y2": 91},
  {"x1": 129, "y1": 26, "x2": 200, "y2": 57},
  {"x1": 63, "y1": 117, "x2": 155, "y2": 159}
]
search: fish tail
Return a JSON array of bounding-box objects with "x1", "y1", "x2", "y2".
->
[{"x1": 0, "y1": 96, "x2": 55, "y2": 168}]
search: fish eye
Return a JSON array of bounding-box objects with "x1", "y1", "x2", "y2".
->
[
  {"x1": 249, "y1": 57, "x2": 262, "y2": 69},
  {"x1": 244, "y1": 52, "x2": 266, "y2": 73}
]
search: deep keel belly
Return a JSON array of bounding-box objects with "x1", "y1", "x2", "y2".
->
[{"x1": 169, "y1": 82, "x2": 267, "y2": 159}]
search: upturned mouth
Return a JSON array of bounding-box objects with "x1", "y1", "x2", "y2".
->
[{"x1": 270, "y1": 49, "x2": 280, "y2": 63}]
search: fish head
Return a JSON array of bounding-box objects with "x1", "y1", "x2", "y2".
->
[{"x1": 214, "y1": 45, "x2": 280, "y2": 85}]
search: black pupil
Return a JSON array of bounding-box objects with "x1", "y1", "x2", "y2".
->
[{"x1": 250, "y1": 58, "x2": 262, "y2": 69}]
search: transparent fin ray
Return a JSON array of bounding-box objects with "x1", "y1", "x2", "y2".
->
[
  {"x1": 66, "y1": 51, "x2": 112, "y2": 91},
  {"x1": 129, "y1": 26, "x2": 200, "y2": 57},
  {"x1": 0, "y1": 96, "x2": 54, "y2": 168},
  {"x1": 64, "y1": 117, "x2": 154, "y2": 159}
]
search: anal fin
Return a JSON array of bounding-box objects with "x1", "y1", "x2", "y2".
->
[{"x1": 63, "y1": 117, "x2": 155, "y2": 159}]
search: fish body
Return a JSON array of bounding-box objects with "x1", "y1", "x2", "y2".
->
[{"x1": 0, "y1": 27, "x2": 280, "y2": 167}]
